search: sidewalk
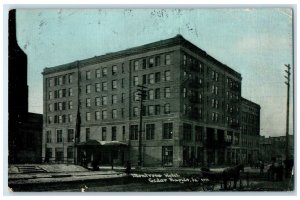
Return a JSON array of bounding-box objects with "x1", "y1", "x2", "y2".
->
[{"x1": 8, "y1": 164, "x2": 128, "y2": 186}]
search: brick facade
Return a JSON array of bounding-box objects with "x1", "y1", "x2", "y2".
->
[{"x1": 42, "y1": 35, "x2": 260, "y2": 167}]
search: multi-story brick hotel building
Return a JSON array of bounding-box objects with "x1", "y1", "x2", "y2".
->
[{"x1": 42, "y1": 35, "x2": 260, "y2": 167}]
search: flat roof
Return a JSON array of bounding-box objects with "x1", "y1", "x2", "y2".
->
[
  {"x1": 241, "y1": 97, "x2": 261, "y2": 109},
  {"x1": 43, "y1": 34, "x2": 242, "y2": 78}
]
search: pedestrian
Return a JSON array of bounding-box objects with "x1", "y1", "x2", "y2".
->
[
  {"x1": 125, "y1": 161, "x2": 131, "y2": 175},
  {"x1": 81, "y1": 185, "x2": 88, "y2": 192},
  {"x1": 277, "y1": 161, "x2": 284, "y2": 181},
  {"x1": 259, "y1": 160, "x2": 264, "y2": 175}
]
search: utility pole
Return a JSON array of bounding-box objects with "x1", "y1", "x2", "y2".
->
[
  {"x1": 284, "y1": 64, "x2": 291, "y2": 166},
  {"x1": 137, "y1": 85, "x2": 147, "y2": 167}
]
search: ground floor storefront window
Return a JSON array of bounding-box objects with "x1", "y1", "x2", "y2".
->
[{"x1": 162, "y1": 146, "x2": 173, "y2": 166}]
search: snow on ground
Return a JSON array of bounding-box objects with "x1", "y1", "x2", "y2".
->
[
  {"x1": 8, "y1": 166, "x2": 19, "y2": 173},
  {"x1": 8, "y1": 164, "x2": 88, "y2": 173},
  {"x1": 39, "y1": 164, "x2": 88, "y2": 173}
]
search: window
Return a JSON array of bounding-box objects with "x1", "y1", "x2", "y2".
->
[
  {"x1": 86, "y1": 71, "x2": 91, "y2": 80},
  {"x1": 148, "y1": 105, "x2": 154, "y2": 115},
  {"x1": 112, "y1": 95, "x2": 117, "y2": 104},
  {"x1": 164, "y1": 87, "x2": 170, "y2": 98},
  {"x1": 54, "y1": 115, "x2": 58, "y2": 123},
  {"x1": 58, "y1": 76, "x2": 63, "y2": 85},
  {"x1": 155, "y1": 56, "x2": 160, "y2": 66},
  {"x1": 68, "y1": 114, "x2": 72, "y2": 123},
  {"x1": 58, "y1": 115, "x2": 63, "y2": 123},
  {"x1": 95, "y1": 97, "x2": 101, "y2": 106},
  {"x1": 133, "y1": 76, "x2": 139, "y2": 86},
  {"x1": 163, "y1": 123, "x2": 173, "y2": 139},
  {"x1": 148, "y1": 74, "x2": 154, "y2": 84},
  {"x1": 67, "y1": 129, "x2": 74, "y2": 142},
  {"x1": 47, "y1": 131, "x2": 52, "y2": 143},
  {"x1": 134, "y1": 61, "x2": 139, "y2": 71},
  {"x1": 45, "y1": 148, "x2": 52, "y2": 160},
  {"x1": 112, "y1": 109, "x2": 117, "y2": 119},
  {"x1": 146, "y1": 124, "x2": 155, "y2": 140},
  {"x1": 164, "y1": 103, "x2": 170, "y2": 114},
  {"x1": 96, "y1": 69, "x2": 101, "y2": 78},
  {"x1": 149, "y1": 58, "x2": 154, "y2": 68},
  {"x1": 134, "y1": 92, "x2": 139, "y2": 101},
  {"x1": 86, "y1": 85, "x2": 91, "y2": 94},
  {"x1": 142, "y1": 59, "x2": 147, "y2": 69},
  {"x1": 112, "y1": 65, "x2": 117, "y2": 75},
  {"x1": 54, "y1": 77, "x2": 59, "y2": 86},
  {"x1": 183, "y1": 104, "x2": 187, "y2": 115},
  {"x1": 164, "y1": 70, "x2": 171, "y2": 81},
  {"x1": 62, "y1": 89, "x2": 67, "y2": 97},
  {"x1": 122, "y1": 126, "x2": 126, "y2": 141},
  {"x1": 54, "y1": 90, "x2": 58, "y2": 98},
  {"x1": 155, "y1": 105, "x2": 160, "y2": 115},
  {"x1": 162, "y1": 146, "x2": 173, "y2": 166},
  {"x1": 211, "y1": 71, "x2": 215, "y2": 80},
  {"x1": 102, "y1": 110, "x2": 107, "y2": 119},
  {"x1": 86, "y1": 112, "x2": 91, "y2": 121},
  {"x1": 48, "y1": 116, "x2": 53, "y2": 124},
  {"x1": 183, "y1": 54, "x2": 187, "y2": 65},
  {"x1": 62, "y1": 115, "x2": 66, "y2": 123},
  {"x1": 155, "y1": 88, "x2": 160, "y2": 99},
  {"x1": 86, "y1": 128, "x2": 90, "y2": 141},
  {"x1": 95, "y1": 111, "x2": 100, "y2": 120},
  {"x1": 102, "y1": 127, "x2": 107, "y2": 140},
  {"x1": 142, "y1": 75, "x2": 147, "y2": 84},
  {"x1": 95, "y1": 83, "x2": 101, "y2": 92},
  {"x1": 56, "y1": 130, "x2": 63, "y2": 143},
  {"x1": 165, "y1": 54, "x2": 171, "y2": 65},
  {"x1": 68, "y1": 101, "x2": 73, "y2": 109},
  {"x1": 68, "y1": 74, "x2": 73, "y2": 83},
  {"x1": 112, "y1": 127, "x2": 117, "y2": 141},
  {"x1": 130, "y1": 125, "x2": 138, "y2": 140},
  {"x1": 55, "y1": 148, "x2": 63, "y2": 162},
  {"x1": 183, "y1": 88, "x2": 187, "y2": 98},
  {"x1": 86, "y1": 98, "x2": 91, "y2": 107},
  {"x1": 183, "y1": 123, "x2": 192, "y2": 141},
  {"x1": 102, "y1": 96, "x2": 107, "y2": 105},
  {"x1": 199, "y1": 62, "x2": 203, "y2": 72},
  {"x1": 67, "y1": 147, "x2": 73, "y2": 159},
  {"x1": 120, "y1": 63, "x2": 124, "y2": 74},
  {"x1": 148, "y1": 90, "x2": 154, "y2": 100},
  {"x1": 54, "y1": 103, "x2": 58, "y2": 111},
  {"x1": 133, "y1": 107, "x2": 139, "y2": 117},
  {"x1": 68, "y1": 88, "x2": 73, "y2": 96},
  {"x1": 102, "y1": 67, "x2": 108, "y2": 76},
  {"x1": 48, "y1": 104, "x2": 53, "y2": 112},
  {"x1": 155, "y1": 72, "x2": 161, "y2": 83},
  {"x1": 59, "y1": 90, "x2": 63, "y2": 98},
  {"x1": 48, "y1": 91, "x2": 53, "y2": 99},
  {"x1": 112, "y1": 80, "x2": 117, "y2": 89},
  {"x1": 102, "y1": 82, "x2": 107, "y2": 91}
]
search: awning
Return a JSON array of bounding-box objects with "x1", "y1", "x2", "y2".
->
[{"x1": 76, "y1": 140, "x2": 128, "y2": 147}]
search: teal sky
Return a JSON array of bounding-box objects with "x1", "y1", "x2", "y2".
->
[{"x1": 16, "y1": 8, "x2": 293, "y2": 137}]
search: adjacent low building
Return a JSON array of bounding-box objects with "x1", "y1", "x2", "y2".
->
[
  {"x1": 42, "y1": 35, "x2": 261, "y2": 167},
  {"x1": 259, "y1": 135, "x2": 294, "y2": 163},
  {"x1": 240, "y1": 98, "x2": 261, "y2": 165}
]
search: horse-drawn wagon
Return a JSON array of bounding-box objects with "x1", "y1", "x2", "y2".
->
[{"x1": 187, "y1": 164, "x2": 244, "y2": 191}]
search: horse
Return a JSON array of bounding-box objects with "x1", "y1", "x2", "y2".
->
[
  {"x1": 200, "y1": 164, "x2": 244, "y2": 190},
  {"x1": 222, "y1": 164, "x2": 244, "y2": 190}
]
